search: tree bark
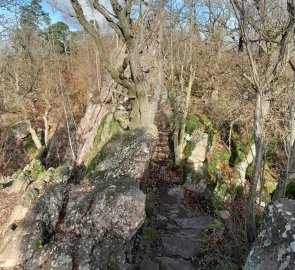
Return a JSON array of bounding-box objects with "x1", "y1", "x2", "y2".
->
[
  {"x1": 246, "y1": 91, "x2": 265, "y2": 242},
  {"x1": 28, "y1": 124, "x2": 42, "y2": 150},
  {"x1": 43, "y1": 107, "x2": 51, "y2": 145}
]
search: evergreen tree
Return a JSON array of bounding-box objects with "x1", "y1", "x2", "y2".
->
[
  {"x1": 19, "y1": 0, "x2": 50, "y2": 31},
  {"x1": 46, "y1": 22, "x2": 70, "y2": 53}
]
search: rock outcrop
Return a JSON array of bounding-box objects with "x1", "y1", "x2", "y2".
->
[
  {"x1": 0, "y1": 129, "x2": 155, "y2": 269},
  {"x1": 244, "y1": 199, "x2": 295, "y2": 270}
]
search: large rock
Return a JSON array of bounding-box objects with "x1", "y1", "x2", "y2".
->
[
  {"x1": 0, "y1": 129, "x2": 155, "y2": 269},
  {"x1": 244, "y1": 199, "x2": 295, "y2": 270},
  {"x1": 187, "y1": 132, "x2": 209, "y2": 173},
  {"x1": 184, "y1": 130, "x2": 209, "y2": 193}
]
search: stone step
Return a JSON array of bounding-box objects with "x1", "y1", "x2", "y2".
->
[{"x1": 153, "y1": 153, "x2": 170, "y2": 160}]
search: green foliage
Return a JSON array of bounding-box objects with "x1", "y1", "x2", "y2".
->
[
  {"x1": 25, "y1": 131, "x2": 44, "y2": 152},
  {"x1": 143, "y1": 227, "x2": 157, "y2": 245},
  {"x1": 46, "y1": 22, "x2": 70, "y2": 53},
  {"x1": 20, "y1": 0, "x2": 50, "y2": 30}
]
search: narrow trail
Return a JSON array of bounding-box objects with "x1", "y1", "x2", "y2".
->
[{"x1": 138, "y1": 111, "x2": 213, "y2": 270}]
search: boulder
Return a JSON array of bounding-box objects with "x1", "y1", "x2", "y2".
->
[
  {"x1": 244, "y1": 199, "x2": 295, "y2": 270},
  {"x1": 184, "y1": 129, "x2": 209, "y2": 193},
  {"x1": 0, "y1": 129, "x2": 155, "y2": 269},
  {"x1": 187, "y1": 132, "x2": 209, "y2": 173}
]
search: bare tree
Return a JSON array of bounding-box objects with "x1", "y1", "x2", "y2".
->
[
  {"x1": 70, "y1": 0, "x2": 164, "y2": 136},
  {"x1": 231, "y1": 0, "x2": 295, "y2": 241}
]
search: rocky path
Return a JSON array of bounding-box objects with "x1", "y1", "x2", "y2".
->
[{"x1": 137, "y1": 111, "x2": 213, "y2": 270}]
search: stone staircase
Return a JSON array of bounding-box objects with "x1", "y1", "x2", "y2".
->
[
  {"x1": 135, "y1": 109, "x2": 214, "y2": 270},
  {"x1": 151, "y1": 111, "x2": 170, "y2": 162}
]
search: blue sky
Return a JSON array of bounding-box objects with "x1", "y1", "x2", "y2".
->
[{"x1": 41, "y1": 0, "x2": 80, "y2": 29}]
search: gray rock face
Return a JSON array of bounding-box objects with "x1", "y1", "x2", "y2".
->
[
  {"x1": 0, "y1": 129, "x2": 155, "y2": 269},
  {"x1": 244, "y1": 199, "x2": 295, "y2": 270}
]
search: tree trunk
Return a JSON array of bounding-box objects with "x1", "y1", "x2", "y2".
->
[
  {"x1": 246, "y1": 91, "x2": 265, "y2": 242},
  {"x1": 43, "y1": 108, "x2": 50, "y2": 145},
  {"x1": 28, "y1": 124, "x2": 42, "y2": 150},
  {"x1": 236, "y1": 143, "x2": 256, "y2": 186},
  {"x1": 273, "y1": 80, "x2": 295, "y2": 200}
]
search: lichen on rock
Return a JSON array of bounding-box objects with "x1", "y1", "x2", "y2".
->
[{"x1": 244, "y1": 199, "x2": 295, "y2": 270}]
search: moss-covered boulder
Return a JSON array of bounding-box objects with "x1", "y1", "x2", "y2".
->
[
  {"x1": 183, "y1": 114, "x2": 211, "y2": 193},
  {"x1": 86, "y1": 113, "x2": 122, "y2": 167}
]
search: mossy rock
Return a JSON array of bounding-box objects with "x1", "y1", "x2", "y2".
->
[
  {"x1": 86, "y1": 114, "x2": 122, "y2": 168},
  {"x1": 207, "y1": 143, "x2": 230, "y2": 185},
  {"x1": 32, "y1": 239, "x2": 42, "y2": 252},
  {"x1": 53, "y1": 166, "x2": 69, "y2": 183},
  {"x1": 87, "y1": 147, "x2": 108, "y2": 174},
  {"x1": 246, "y1": 164, "x2": 253, "y2": 181},
  {"x1": 29, "y1": 160, "x2": 45, "y2": 179},
  {"x1": 183, "y1": 141, "x2": 196, "y2": 159},
  {"x1": 186, "y1": 115, "x2": 201, "y2": 135}
]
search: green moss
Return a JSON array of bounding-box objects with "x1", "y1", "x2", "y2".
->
[
  {"x1": 186, "y1": 114, "x2": 201, "y2": 135},
  {"x1": 286, "y1": 181, "x2": 295, "y2": 199},
  {"x1": 110, "y1": 119, "x2": 120, "y2": 134},
  {"x1": 30, "y1": 161, "x2": 45, "y2": 179},
  {"x1": 25, "y1": 136, "x2": 38, "y2": 152},
  {"x1": 208, "y1": 219, "x2": 224, "y2": 230},
  {"x1": 32, "y1": 239, "x2": 42, "y2": 251},
  {"x1": 53, "y1": 166, "x2": 68, "y2": 180},
  {"x1": 86, "y1": 148, "x2": 108, "y2": 174},
  {"x1": 143, "y1": 226, "x2": 157, "y2": 245},
  {"x1": 246, "y1": 165, "x2": 253, "y2": 181},
  {"x1": 215, "y1": 182, "x2": 228, "y2": 199},
  {"x1": 200, "y1": 114, "x2": 210, "y2": 125},
  {"x1": 207, "y1": 144, "x2": 230, "y2": 185},
  {"x1": 86, "y1": 115, "x2": 109, "y2": 166},
  {"x1": 183, "y1": 141, "x2": 196, "y2": 159},
  {"x1": 86, "y1": 115, "x2": 122, "y2": 170},
  {"x1": 212, "y1": 264, "x2": 231, "y2": 270}
]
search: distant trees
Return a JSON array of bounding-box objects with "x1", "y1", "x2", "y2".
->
[{"x1": 0, "y1": 0, "x2": 64, "y2": 149}]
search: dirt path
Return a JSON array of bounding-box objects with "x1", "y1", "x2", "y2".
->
[{"x1": 135, "y1": 111, "x2": 213, "y2": 270}]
